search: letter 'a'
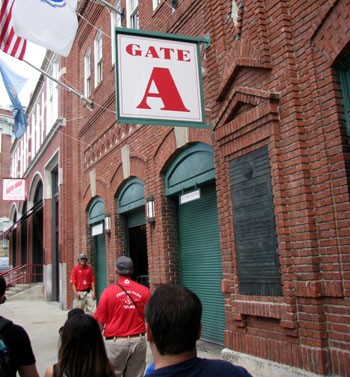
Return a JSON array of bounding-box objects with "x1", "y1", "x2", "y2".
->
[{"x1": 137, "y1": 67, "x2": 190, "y2": 112}]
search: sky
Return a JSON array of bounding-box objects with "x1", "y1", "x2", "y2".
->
[{"x1": 0, "y1": 42, "x2": 46, "y2": 109}]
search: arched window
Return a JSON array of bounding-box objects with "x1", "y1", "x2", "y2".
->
[
  {"x1": 110, "y1": 1, "x2": 121, "y2": 65},
  {"x1": 128, "y1": 0, "x2": 139, "y2": 29},
  {"x1": 94, "y1": 30, "x2": 103, "y2": 87},
  {"x1": 84, "y1": 47, "x2": 92, "y2": 97},
  {"x1": 338, "y1": 56, "x2": 350, "y2": 136}
]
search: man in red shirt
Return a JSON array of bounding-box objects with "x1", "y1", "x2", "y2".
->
[
  {"x1": 94, "y1": 256, "x2": 150, "y2": 377},
  {"x1": 70, "y1": 253, "x2": 96, "y2": 315}
]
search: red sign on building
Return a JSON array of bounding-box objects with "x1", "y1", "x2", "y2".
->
[{"x1": 2, "y1": 178, "x2": 26, "y2": 201}]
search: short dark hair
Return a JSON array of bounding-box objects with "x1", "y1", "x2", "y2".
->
[{"x1": 145, "y1": 284, "x2": 202, "y2": 355}]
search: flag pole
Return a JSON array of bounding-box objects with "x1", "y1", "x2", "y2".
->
[
  {"x1": 22, "y1": 59, "x2": 94, "y2": 109},
  {"x1": 95, "y1": 0, "x2": 124, "y2": 16}
]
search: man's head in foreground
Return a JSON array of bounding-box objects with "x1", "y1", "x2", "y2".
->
[{"x1": 145, "y1": 284, "x2": 202, "y2": 355}]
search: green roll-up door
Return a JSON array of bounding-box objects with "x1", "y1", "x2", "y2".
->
[
  {"x1": 88, "y1": 198, "x2": 107, "y2": 301},
  {"x1": 94, "y1": 232, "x2": 107, "y2": 300},
  {"x1": 178, "y1": 184, "x2": 225, "y2": 345},
  {"x1": 338, "y1": 57, "x2": 350, "y2": 136},
  {"x1": 126, "y1": 207, "x2": 146, "y2": 228}
]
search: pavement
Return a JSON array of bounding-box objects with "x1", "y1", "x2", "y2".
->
[{"x1": 0, "y1": 297, "x2": 223, "y2": 377}]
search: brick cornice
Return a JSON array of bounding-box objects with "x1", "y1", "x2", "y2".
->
[
  {"x1": 217, "y1": 39, "x2": 272, "y2": 103},
  {"x1": 215, "y1": 86, "x2": 279, "y2": 133}
]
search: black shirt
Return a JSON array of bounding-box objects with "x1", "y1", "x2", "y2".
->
[
  {"x1": 1, "y1": 316, "x2": 36, "y2": 377},
  {"x1": 146, "y1": 357, "x2": 253, "y2": 377}
]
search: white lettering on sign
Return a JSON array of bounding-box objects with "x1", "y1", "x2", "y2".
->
[
  {"x1": 116, "y1": 32, "x2": 204, "y2": 124},
  {"x1": 180, "y1": 189, "x2": 201, "y2": 204},
  {"x1": 91, "y1": 223, "x2": 103, "y2": 236}
]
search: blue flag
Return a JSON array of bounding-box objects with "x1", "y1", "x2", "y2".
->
[{"x1": 0, "y1": 56, "x2": 28, "y2": 138}]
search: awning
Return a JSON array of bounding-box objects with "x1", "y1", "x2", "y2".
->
[{"x1": 3, "y1": 201, "x2": 43, "y2": 238}]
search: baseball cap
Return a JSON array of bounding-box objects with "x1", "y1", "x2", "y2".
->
[
  {"x1": 116, "y1": 256, "x2": 133, "y2": 275},
  {"x1": 78, "y1": 253, "x2": 88, "y2": 260}
]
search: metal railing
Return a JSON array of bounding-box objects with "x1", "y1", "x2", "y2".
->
[
  {"x1": 0, "y1": 264, "x2": 43, "y2": 287},
  {"x1": 136, "y1": 275, "x2": 149, "y2": 287}
]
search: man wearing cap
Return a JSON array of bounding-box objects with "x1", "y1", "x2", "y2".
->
[
  {"x1": 94, "y1": 256, "x2": 151, "y2": 377},
  {"x1": 70, "y1": 253, "x2": 96, "y2": 315}
]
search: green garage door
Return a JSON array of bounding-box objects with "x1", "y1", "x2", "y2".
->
[
  {"x1": 94, "y1": 232, "x2": 107, "y2": 300},
  {"x1": 88, "y1": 198, "x2": 107, "y2": 301},
  {"x1": 178, "y1": 184, "x2": 225, "y2": 345}
]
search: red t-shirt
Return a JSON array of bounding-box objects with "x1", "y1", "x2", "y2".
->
[
  {"x1": 94, "y1": 277, "x2": 151, "y2": 337},
  {"x1": 70, "y1": 264, "x2": 95, "y2": 291}
]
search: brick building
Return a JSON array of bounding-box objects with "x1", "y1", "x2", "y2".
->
[
  {"x1": 6, "y1": 0, "x2": 350, "y2": 375},
  {"x1": 5, "y1": 50, "x2": 64, "y2": 298},
  {"x1": 0, "y1": 107, "x2": 15, "y2": 258}
]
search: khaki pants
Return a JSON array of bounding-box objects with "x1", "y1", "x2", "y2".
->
[
  {"x1": 104, "y1": 335, "x2": 146, "y2": 377},
  {"x1": 73, "y1": 290, "x2": 96, "y2": 315}
]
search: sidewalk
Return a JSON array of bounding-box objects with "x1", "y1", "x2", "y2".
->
[
  {"x1": 0, "y1": 299, "x2": 67, "y2": 376},
  {"x1": 0, "y1": 298, "x2": 223, "y2": 376}
]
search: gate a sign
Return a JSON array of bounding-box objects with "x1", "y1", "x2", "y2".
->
[{"x1": 115, "y1": 28, "x2": 209, "y2": 128}]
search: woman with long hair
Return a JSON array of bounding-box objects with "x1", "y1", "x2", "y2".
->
[{"x1": 44, "y1": 313, "x2": 116, "y2": 377}]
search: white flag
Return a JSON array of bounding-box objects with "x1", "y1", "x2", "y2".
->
[{"x1": 12, "y1": 0, "x2": 78, "y2": 57}]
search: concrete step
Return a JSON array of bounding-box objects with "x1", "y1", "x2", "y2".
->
[
  {"x1": 7, "y1": 283, "x2": 30, "y2": 294},
  {"x1": 6, "y1": 283, "x2": 43, "y2": 301}
]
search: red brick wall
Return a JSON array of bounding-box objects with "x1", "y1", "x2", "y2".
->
[
  {"x1": 214, "y1": 0, "x2": 350, "y2": 375},
  {"x1": 0, "y1": 134, "x2": 12, "y2": 218},
  {"x1": 60, "y1": 0, "x2": 350, "y2": 375},
  {"x1": 21, "y1": 132, "x2": 61, "y2": 267}
]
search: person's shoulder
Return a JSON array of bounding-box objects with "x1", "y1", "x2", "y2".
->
[
  {"x1": 145, "y1": 358, "x2": 252, "y2": 377},
  {"x1": 134, "y1": 280, "x2": 149, "y2": 290},
  {"x1": 100, "y1": 283, "x2": 117, "y2": 295},
  {"x1": 2, "y1": 320, "x2": 28, "y2": 337},
  {"x1": 0, "y1": 316, "x2": 21, "y2": 332},
  {"x1": 0, "y1": 315, "x2": 12, "y2": 327},
  {"x1": 1, "y1": 318, "x2": 31, "y2": 349},
  {"x1": 133, "y1": 281, "x2": 150, "y2": 294},
  {"x1": 129, "y1": 278, "x2": 148, "y2": 290},
  {"x1": 204, "y1": 359, "x2": 252, "y2": 376},
  {"x1": 0, "y1": 316, "x2": 13, "y2": 336}
]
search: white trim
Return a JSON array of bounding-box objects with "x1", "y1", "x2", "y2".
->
[{"x1": 94, "y1": 30, "x2": 103, "y2": 87}]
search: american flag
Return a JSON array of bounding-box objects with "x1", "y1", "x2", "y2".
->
[{"x1": 0, "y1": 0, "x2": 27, "y2": 60}]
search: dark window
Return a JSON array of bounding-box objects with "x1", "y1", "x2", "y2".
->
[
  {"x1": 336, "y1": 55, "x2": 350, "y2": 200},
  {"x1": 230, "y1": 146, "x2": 282, "y2": 296},
  {"x1": 338, "y1": 58, "x2": 350, "y2": 136}
]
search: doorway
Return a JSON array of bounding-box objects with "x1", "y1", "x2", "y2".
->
[
  {"x1": 164, "y1": 143, "x2": 226, "y2": 345},
  {"x1": 128, "y1": 224, "x2": 148, "y2": 286},
  {"x1": 94, "y1": 231, "x2": 107, "y2": 300},
  {"x1": 177, "y1": 184, "x2": 225, "y2": 344},
  {"x1": 117, "y1": 178, "x2": 149, "y2": 286}
]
